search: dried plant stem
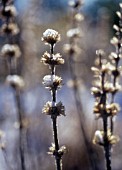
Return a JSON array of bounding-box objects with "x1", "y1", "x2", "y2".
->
[
  {"x1": 51, "y1": 45, "x2": 62, "y2": 170},
  {"x1": 42, "y1": 29, "x2": 65, "y2": 170},
  {"x1": 102, "y1": 72, "x2": 111, "y2": 170},
  {"x1": 2, "y1": 149, "x2": 14, "y2": 170},
  {"x1": 52, "y1": 117, "x2": 61, "y2": 170},
  {"x1": 69, "y1": 53, "x2": 98, "y2": 169},
  {"x1": 15, "y1": 89, "x2": 26, "y2": 170},
  {"x1": 103, "y1": 115, "x2": 111, "y2": 170}
]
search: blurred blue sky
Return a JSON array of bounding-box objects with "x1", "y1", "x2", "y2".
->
[{"x1": 15, "y1": 0, "x2": 98, "y2": 12}]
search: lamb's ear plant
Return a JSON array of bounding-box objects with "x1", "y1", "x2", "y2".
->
[
  {"x1": 41, "y1": 29, "x2": 66, "y2": 170},
  {"x1": 91, "y1": 3, "x2": 122, "y2": 170},
  {"x1": 0, "y1": 1, "x2": 25, "y2": 170}
]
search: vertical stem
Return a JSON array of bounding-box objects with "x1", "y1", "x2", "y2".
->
[
  {"x1": 104, "y1": 145, "x2": 111, "y2": 170},
  {"x1": 50, "y1": 42, "x2": 61, "y2": 170},
  {"x1": 103, "y1": 114, "x2": 111, "y2": 170},
  {"x1": 15, "y1": 89, "x2": 26, "y2": 170},
  {"x1": 52, "y1": 117, "x2": 61, "y2": 170},
  {"x1": 50, "y1": 44, "x2": 54, "y2": 56}
]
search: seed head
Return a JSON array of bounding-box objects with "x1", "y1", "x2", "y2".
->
[
  {"x1": 42, "y1": 29, "x2": 60, "y2": 45},
  {"x1": 69, "y1": 0, "x2": 83, "y2": 8},
  {"x1": 91, "y1": 87, "x2": 101, "y2": 98},
  {"x1": 1, "y1": 23, "x2": 19, "y2": 35},
  {"x1": 113, "y1": 25, "x2": 119, "y2": 32},
  {"x1": 93, "y1": 130, "x2": 104, "y2": 145},
  {"x1": 116, "y1": 11, "x2": 122, "y2": 19},
  {"x1": 93, "y1": 130, "x2": 119, "y2": 145},
  {"x1": 6, "y1": 75, "x2": 25, "y2": 89},
  {"x1": 106, "y1": 103, "x2": 120, "y2": 116},
  {"x1": 42, "y1": 101, "x2": 65, "y2": 116},
  {"x1": 41, "y1": 52, "x2": 64, "y2": 65},
  {"x1": 110, "y1": 37, "x2": 119, "y2": 45},
  {"x1": 43, "y1": 75, "x2": 62, "y2": 90},
  {"x1": 1, "y1": 44, "x2": 21, "y2": 58},
  {"x1": 74, "y1": 13, "x2": 84, "y2": 22},
  {"x1": 96, "y1": 49, "x2": 105, "y2": 57},
  {"x1": 1, "y1": 5, "x2": 17, "y2": 18},
  {"x1": 63, "y1": 44, "x2": 81, "y2": 55},
  {"x1": 67, "y1": 28, "x2": 82, "y2": 38}
]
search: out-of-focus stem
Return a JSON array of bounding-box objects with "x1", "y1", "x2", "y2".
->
[{"x1": 14, "y1": 88, "x2": 26, "y2": 170}]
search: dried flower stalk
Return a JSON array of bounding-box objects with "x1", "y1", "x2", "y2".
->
[
  {"x1": 92, "y1": 4, "x2": 122, "y2": 170},
  {"x1": 64, "y1": 0, "x2": 98, "y2": 169},
  {"x1": 41, "y1": 29, "x2": 66, "y2": 170},
  {"x1": 0, "y1": 1, "x2": 25, "y2": 170}
]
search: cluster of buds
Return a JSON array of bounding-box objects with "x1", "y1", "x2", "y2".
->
[
  {"x1": 41, "y1": 29, "x2": 66, "y2": 170},
  {"x1": 91, "y1": 3, "x2": 122, "y2": 170},
  {"x1": 0, "y1": 0, "x2": 24, "y2": 89}
]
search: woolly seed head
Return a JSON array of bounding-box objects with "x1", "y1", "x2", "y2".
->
[
  {"x1": 1, "y1": 23, "x2": 20, "y2": 35},
  {"x1": 106, "y1": 103, "x2": 120, "y2": 116},
  {"x1": 93, "y1": 130, "x2": 119, "y2": 145},
  {"x1": 110, "y1": 37, "x2": 119, "y2": 45},
  {"x1": 42, "y1": 29, "x2": 60, "y2": 45},
  {"x1": 63, "y1": 44, "x2": 81, "y2": 55},
  {"x1": 1, "y1": 5, "x2": 17, "y2": 18},
  {"x1": 93, "y1": 130, "x2": 104, "y2": 145},
  {"x1": 113, "y1": 25, "x2": 119, "y2": 32},
  {"x1": 67, "y1": 28, "x2": 82, "y2": 38},
  {"x1": 1, "y1": 44, "x2": 21, "y2": 58},
  {"x1": 74, "y1": 13, "x2": 84, "y2": 22},
  {"x1": 41, "y1": 52, "x2": 64, "y2": 65},
  {"x1": 96, "y1": 49, "x2": 105, "y2": 57},
  {"x1": 6, "y1": 75, "x2": 25, "y2": 89},
  {"x1": 42, "y1": 101, "x2": 65, "y2": 116},
  {"x1": 43, "y1": 75, "x2": 62, "y2": 90},
  {"x1": 69, "y1": 0, "x2": 83, "y2": 8}
]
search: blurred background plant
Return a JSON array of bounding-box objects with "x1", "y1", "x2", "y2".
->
[{"x1": 0, "y1": 0, "x2": 122, "y2": 170}]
